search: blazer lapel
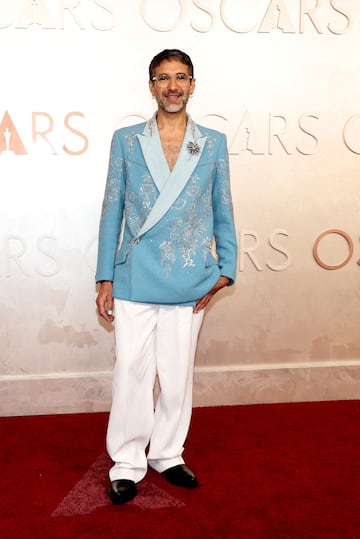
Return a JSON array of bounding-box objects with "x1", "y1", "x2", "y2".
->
[
  {"x1": 136, "y1": 115, "x2": 207, "y2": 238},
  {"x1": 136, "y1": 114, "x2": 169, "y2": 193}
]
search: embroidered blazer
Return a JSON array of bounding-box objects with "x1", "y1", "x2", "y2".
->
[{"x1": 95, "y1": 114, "x2": 238, "y2": 306}]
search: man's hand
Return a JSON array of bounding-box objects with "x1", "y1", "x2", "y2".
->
[
  {"x1": 194, "y1": 276, "x2": 231, "y2": 313},
  {"x1": 96, "y1": 281, "x2": 115, "y2": 323}
]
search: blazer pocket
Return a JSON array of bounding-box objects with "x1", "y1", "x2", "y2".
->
[{"x1": 115, "y1": 246, "x2": 128, "y2": 265}]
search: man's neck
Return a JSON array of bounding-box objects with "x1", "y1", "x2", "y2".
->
[{"x1": 156, "y1": 109, "x2": 188, "y2": 131}]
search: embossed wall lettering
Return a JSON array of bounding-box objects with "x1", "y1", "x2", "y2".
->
[
  {"x1": 1, "y1": 1, "x2": 351, "y2": 34},
  {"x1": 343, "y1": 114, "x2": 360, "y2": 155},
  {"x1": 141, "y1": 0, "x2": 352, "y2": 35},
  {"x1": 1, "y1": 0, "x2": 115, "y2": 30},
  {"x1": 2, "y1": 108, "x2": 360, "y2": 157},
  {"x1": 239, "y1": 229, "x2": 291, "y2": 272},
  {"x1": 313, "y1": 229, "x2": 360, "y2": 270},
  {"x1": 0, "y1": 235, "x2": 98, "y2": 277},
  {"x1": 0, "y1": 111, "x2": 88, "y2": 155}
]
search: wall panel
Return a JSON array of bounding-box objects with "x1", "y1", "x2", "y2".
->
[{"x1": 1, "y1": 0, "x2": 359, "y2": 415}]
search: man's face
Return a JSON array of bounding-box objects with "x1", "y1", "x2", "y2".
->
[{"x1": 149, "y1": 59, "x2": 195, "y2": 114}]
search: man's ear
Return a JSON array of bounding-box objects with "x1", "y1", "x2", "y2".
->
[{"x1": 149, "y1": 80, "x2": 155, "y2": 96}]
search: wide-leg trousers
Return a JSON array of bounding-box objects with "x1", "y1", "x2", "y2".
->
[{"x1": 106, "y1": 299, "x2": 204, "y2": 483}]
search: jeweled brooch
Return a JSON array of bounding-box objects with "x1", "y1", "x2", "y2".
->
[{"x1": 187, "y1": 141, "x2": 200, "y2": 155}]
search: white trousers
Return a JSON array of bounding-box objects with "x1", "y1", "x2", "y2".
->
[{"x1": 106, "y1": 299, "x2": 204, "y2": 483}]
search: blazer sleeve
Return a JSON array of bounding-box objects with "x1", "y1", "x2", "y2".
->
[
  {"x1": 212, "y1": 134, "x2": 238, "y2": 285},
  {"x1": 95, "y1": 131, "x2": 126, "y2": 283}
]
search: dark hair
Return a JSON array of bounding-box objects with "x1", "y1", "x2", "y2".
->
[{"x1": 148, "y1": 49, "x2": 194, "y2": 81}]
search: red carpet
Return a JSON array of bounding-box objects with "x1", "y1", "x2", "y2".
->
[{"x1": 1, "y1": 401, "x2": 360, "y2": 538}]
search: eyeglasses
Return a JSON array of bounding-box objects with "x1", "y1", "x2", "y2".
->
[{"x1": 151, "y1": 73, "x2": 193, "y2": 87}]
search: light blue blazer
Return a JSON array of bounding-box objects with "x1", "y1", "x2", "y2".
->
[{"x1": 96, "y1": 114, "x2": 237, "y2": 306}]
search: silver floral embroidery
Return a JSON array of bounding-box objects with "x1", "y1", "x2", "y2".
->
[
  {"x1": 206, "y1": 136, "x2": 216, "y2": 155},
  {"x1": 147, "y1": 116, "x2": 156, "y2": 136},
  {"x1": 202, "y1": 238, "x2": 213, "y2": 260},
  {"x1": 140, "y1": 172, "x2": 157, "y2": 211},
  {"x1": 216, "y1": 159, "x2": 232, "y2": 205},
  {"x1": 125, "y1": 132, "x2": 138, "y2": 151},
  {"x1": 101, "y1": 157, "x2": 125, "y2": 213},
  {"x1": 216, "y1": 158, "x2": 228, "y2": 176},
  {"x1": 188, "y1": 117, "x2": 197, "y2": 139},
  {"x1": 160, "y1": 241, "x2": 176, "y2": 274},
  {"x1": 125, "y1": 170, "x2": 157, "y2": 235},
  {"x1": 159, "y1": 174, "x2": 212, "y2": 272}
]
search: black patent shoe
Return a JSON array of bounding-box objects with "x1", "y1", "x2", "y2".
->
[
  {"x1": 107, "y1": 479, "x2": 137, "y2": 505},
  {"x1": 162, "y1": 464, "x2": 199, "y2": 488}
]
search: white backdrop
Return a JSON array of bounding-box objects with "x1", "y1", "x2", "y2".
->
[{"x1": 1, "y1": 0, "x2": 360, "y2": 415}]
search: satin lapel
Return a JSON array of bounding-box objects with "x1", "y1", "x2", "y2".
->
[
  {"x1": 136, "y1": 115, "x2": 169, "y2": 193},
  {"x1": 137, "y1": 118, "x2": 207, "y2": 238}
]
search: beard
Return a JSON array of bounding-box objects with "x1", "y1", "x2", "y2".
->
[{"x1": 154, "y1": 90, "x2": 190, "y2": 113}]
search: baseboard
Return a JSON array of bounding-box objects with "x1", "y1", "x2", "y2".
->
[
  {"x1": 192, "y1": 361, "x2": 360, "y2": 406},
  {"x1": 1, "y1": 361, "x2": 360, "y2": 416}
]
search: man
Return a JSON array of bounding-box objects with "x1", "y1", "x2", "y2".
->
[{"x1": 96, "y1": 49, "x2": 237, "y2": 505}]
